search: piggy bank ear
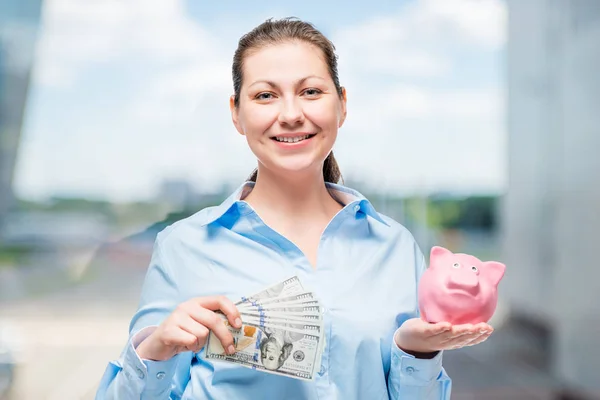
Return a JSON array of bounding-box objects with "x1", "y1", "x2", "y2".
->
[
  {"x1": 484, "y1": 261, "x2": 506, "y2": 286},
  {"x1": 430, "y1": 246, "x2": 452, "y2": 261}
]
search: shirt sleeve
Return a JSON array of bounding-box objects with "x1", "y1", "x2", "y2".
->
[
  {"x1": 95, "y1": 235, "x2": 193, "y2": 400},
  {"x1": 386, "y1": 246, "x2": 452, "y2": 399},
  {"x1": 387, "y1": 329, "x2": 452, "y2": 399}
]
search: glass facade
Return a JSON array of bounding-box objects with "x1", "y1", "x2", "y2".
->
[{"x1": 0, "y1": 0, "x2": 43, "y2": 223}]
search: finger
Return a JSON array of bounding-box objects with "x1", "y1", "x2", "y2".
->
[
  {"x1": 197, "y1": 296, "x2": 242, "y2": 328},
  {"x1": 424, "y1": 322, "x2": 452, "y2": 337},
  {"x1": 441, "y1": 332, "x2": 481, "y2": 347},
  {"x1": 178, "y1": 316, "x2": 210, "y2": 352},
  {"x1": 438, "y1": 326, "x2": 473, "y2": 342},
  {"x1": 445, "y1": 323, "x2": 486, "y2": 339},
  {"x1": 447, "y1": 333, "x2": 487, "y2": 350},
  {"x1": 472, "y1": 322, "x2": 493, "y2": 334},
  {"x1": 191, "y1": 308, "x2": 236, "y2": 354},
  {"x1": 452, "y1": 323, "x2": 476, "y2": 334},
  {"x1": 465, "y1": 332, "x2": 492, "y2": 347},
  {"x1": 162, "y1": 325, "x2": 200, "y2": 353}
]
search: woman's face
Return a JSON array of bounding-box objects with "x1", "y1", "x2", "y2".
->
[{"x1": 231, "y1": 41, "x2": 347, "y2": 178}]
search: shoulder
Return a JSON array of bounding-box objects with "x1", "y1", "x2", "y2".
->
[
  {"x1": 375, "y1": 212, "x2": 423, "y2": 250},
  {"x1": 154, "y1": 205, "x2": 221, "y2": 251}
]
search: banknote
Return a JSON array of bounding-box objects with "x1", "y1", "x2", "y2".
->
[
  {"x1": 239, "y1": 300, "x2": 321, "y2": 312},
  {"x1": 235, "y1": 275, "x2": 305, "y2": 306},
  {"x1": 240, "y1": 310, "x2": 322, "y2": 323},
  {"x1": 205, "y1": 276, "x2": 325, "y2": 381},
  {"x1": 204, "y1": 314, "x2": 323, "y2": 381},
  {"x1": 237, "y1": 291, "x2": 317, "y2": 309}
]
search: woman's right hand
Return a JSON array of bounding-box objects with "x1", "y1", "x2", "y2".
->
[{"x1": 136, "y1": 296, "x2": 242, "y2": 361}]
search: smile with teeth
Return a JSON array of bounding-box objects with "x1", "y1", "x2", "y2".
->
[{"x1": 273, "y1": 134, "x2": 315, "y2": 143}]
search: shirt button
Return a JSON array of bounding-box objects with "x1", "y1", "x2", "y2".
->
[
  {"x1": 136, "y1": 367, "x2": 145, "y2": 379},
  {"x1": 156, "y1": 371, "x2": 166, "y2": 380},
  {"x1": 354, "y1": 204, "x2": 360, "y2": 212},
  {"x1": 405, "y1": 366, "x2": 415, "y2": 375},
  {"x1": 319, "y1": 365, "x2": 326, "y2": 376}
]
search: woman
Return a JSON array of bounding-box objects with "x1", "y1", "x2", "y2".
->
[{"x1": 96, "y1": 17, "x2": 493, "y2": 399}]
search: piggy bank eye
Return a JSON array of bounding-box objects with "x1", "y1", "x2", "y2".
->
[
  {"x1": 452, "y1": 262, "x2": 460, "y2": 268},
  {"x1": 471, "y1": 266, "x2": 478, "y2": 272}
]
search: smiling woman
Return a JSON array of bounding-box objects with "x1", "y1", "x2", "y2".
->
[
  {"x1": 96, "y1": 17, "x2": 492, "y2": 400},
  {"x1": 230, "y1": 20, "x2": 345, "y2": 185}
]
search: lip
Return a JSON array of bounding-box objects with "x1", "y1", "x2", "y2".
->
[
  {"x1": 270, "y1": 132, "x2": 315, "y2": 139},
  {"x1": 270, "y1": 132, "x2": 317, "y2": 149}
]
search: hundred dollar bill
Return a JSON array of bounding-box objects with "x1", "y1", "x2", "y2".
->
[
  {"x1": 240, "y1": 310, "x2": 322, "y2": 323},
  {"x1": 237, "y1": 292, "x2": 317, "y2": 309},
  {"x1": 238, "y1": 301, "x2": 321, "y2": 312},
  {"x1": 240, "y1": 316, "x2": 323, "y2": 334},
  {"x1": 235, "y1": 276, "x2": 305, "y2": 306},
  {"x1": 204, "y1": 314, "x2": 323, "y2": 381}
]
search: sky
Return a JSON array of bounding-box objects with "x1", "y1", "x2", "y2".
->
[{"x1": 13, "y1": 0, "x2": 507, "y2": 202}]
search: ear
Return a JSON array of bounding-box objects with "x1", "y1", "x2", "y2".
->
[
  {"x1": 230, "y1": 95, "x2": 244, "y2": 136},
  {"x1": 338, "y1": 87, "x2": 347, "y2": 128},
  {"x1": 430, "y1": 246, "x2": 452, "y2": 261},
  {"x1": 484, "y1": 261, "x2": 506, "y2": 286}
]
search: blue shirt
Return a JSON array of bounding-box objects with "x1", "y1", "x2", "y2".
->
[{"x1": 95, "y1": 181, "x2": 452, "y2": 399}]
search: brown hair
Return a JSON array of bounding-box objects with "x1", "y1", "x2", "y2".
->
[{"x1": 232, "y1": 17, "x2": 344, "y2": 184}]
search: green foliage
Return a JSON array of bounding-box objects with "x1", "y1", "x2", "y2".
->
[{"x1": 403, "y1": 196, "x2": 497, "y2": 230}]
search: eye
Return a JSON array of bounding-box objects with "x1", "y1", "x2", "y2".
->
[
  {"x1": 302, "y1": 88, "x2": 322, "y2": 97},
  {"x1": 255, "y1": 92, "x2": 274, "y2": 100},
  {"x1": 471, "y1": 266, "x2": 478, "y2": 272},
  {"x1": 452, "y1": 263, "x2": 460, "y2": 268}
]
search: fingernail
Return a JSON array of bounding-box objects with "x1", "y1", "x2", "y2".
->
[
  {"x1": 235, "y1": 318, "x2": 242, "y2": 328},
  {"x1": 479, "y1": 330, "x2": 489, "y2": 334},
  {"x1": 227, "y1": 345, "x2": 235, "y2": 355}
]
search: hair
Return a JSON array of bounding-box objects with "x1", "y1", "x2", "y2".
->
[{"x1": 232, "y1": 17, "x2": 344, "y2": 184}]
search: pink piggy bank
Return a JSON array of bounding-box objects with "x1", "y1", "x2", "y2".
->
[{"x1": 418, "y1": 246, "x2": 506, "y2": 325}]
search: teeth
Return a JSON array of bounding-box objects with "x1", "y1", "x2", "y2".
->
[{"x1": 275, "y1": 135, "x2": 310, "y2": 143}]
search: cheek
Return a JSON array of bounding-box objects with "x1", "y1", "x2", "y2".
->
[
  {"x1": 240, "y1": 106, "x2": 277, "y2": 135},
  {"x1": 304, "y1": 101, "x2": 340, "y2": 129}
]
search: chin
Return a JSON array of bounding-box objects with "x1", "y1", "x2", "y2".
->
[{"x1": 267, "y1": 156, "x2": 326, "y2": 176}]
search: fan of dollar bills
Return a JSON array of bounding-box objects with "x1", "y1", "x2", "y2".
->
[{"x1": 204, "y1": 276, "x2": 325, "y2": 381}]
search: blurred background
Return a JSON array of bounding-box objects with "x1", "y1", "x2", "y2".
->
[{"x1": 0, "y1": 0, "x2": 598, "y2": 399}]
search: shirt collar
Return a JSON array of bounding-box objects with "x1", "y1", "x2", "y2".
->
[{"x1": 203, "y1": 181, "x2": 390, "y2": 227}]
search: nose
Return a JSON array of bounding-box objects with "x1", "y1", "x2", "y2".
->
[
  {"x1": 446, "y1": 269, "x2": 479, "y2": 294},
  {"x1": 278, "y1": 97, "x2": 304, "y2": 126}
]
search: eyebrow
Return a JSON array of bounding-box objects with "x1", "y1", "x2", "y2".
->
[{"x1": 248, "y1": 75, "x2": 325, "y2": 89}]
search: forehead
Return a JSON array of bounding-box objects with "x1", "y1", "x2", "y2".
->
[{"x1": 242, "y1": 41, "x2": 329, "y2": 83}]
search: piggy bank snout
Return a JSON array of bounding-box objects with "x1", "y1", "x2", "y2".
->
[{"x1": 445, "y1": 269, "x2": 479, "y2": 294}]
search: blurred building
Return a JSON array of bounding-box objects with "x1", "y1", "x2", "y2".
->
[
  {"x1": 502, "y1": 0, "x2": 600, "y2": 396},
  {"x1": 0, "y1": 0, "x2": 43, "y2": 224}
]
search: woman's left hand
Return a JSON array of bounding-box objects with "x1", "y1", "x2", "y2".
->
[{"x1": 394, "y1": 318, "x2": 493, "y2": 355}]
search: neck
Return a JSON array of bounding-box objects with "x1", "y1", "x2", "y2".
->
[{"x1": 244, "y1": 165, "x2": 341, "y2": 221}]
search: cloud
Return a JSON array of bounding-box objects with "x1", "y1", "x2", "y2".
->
[
  {"x1": 34, "y1": 0, "x2": 222, "y2": 88},
  {"x1": 330, "y1": 0, "x2": 507, "y2": 194},
  {"x1": 19, "y1": 0, "x2": 248, "y2": 201},
  {"x1": 333, "y1": 0, "x2": 506, "y2": 83},
  {"x1": 16, "y1": 0, "x2": 507, "y2": 202}
]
